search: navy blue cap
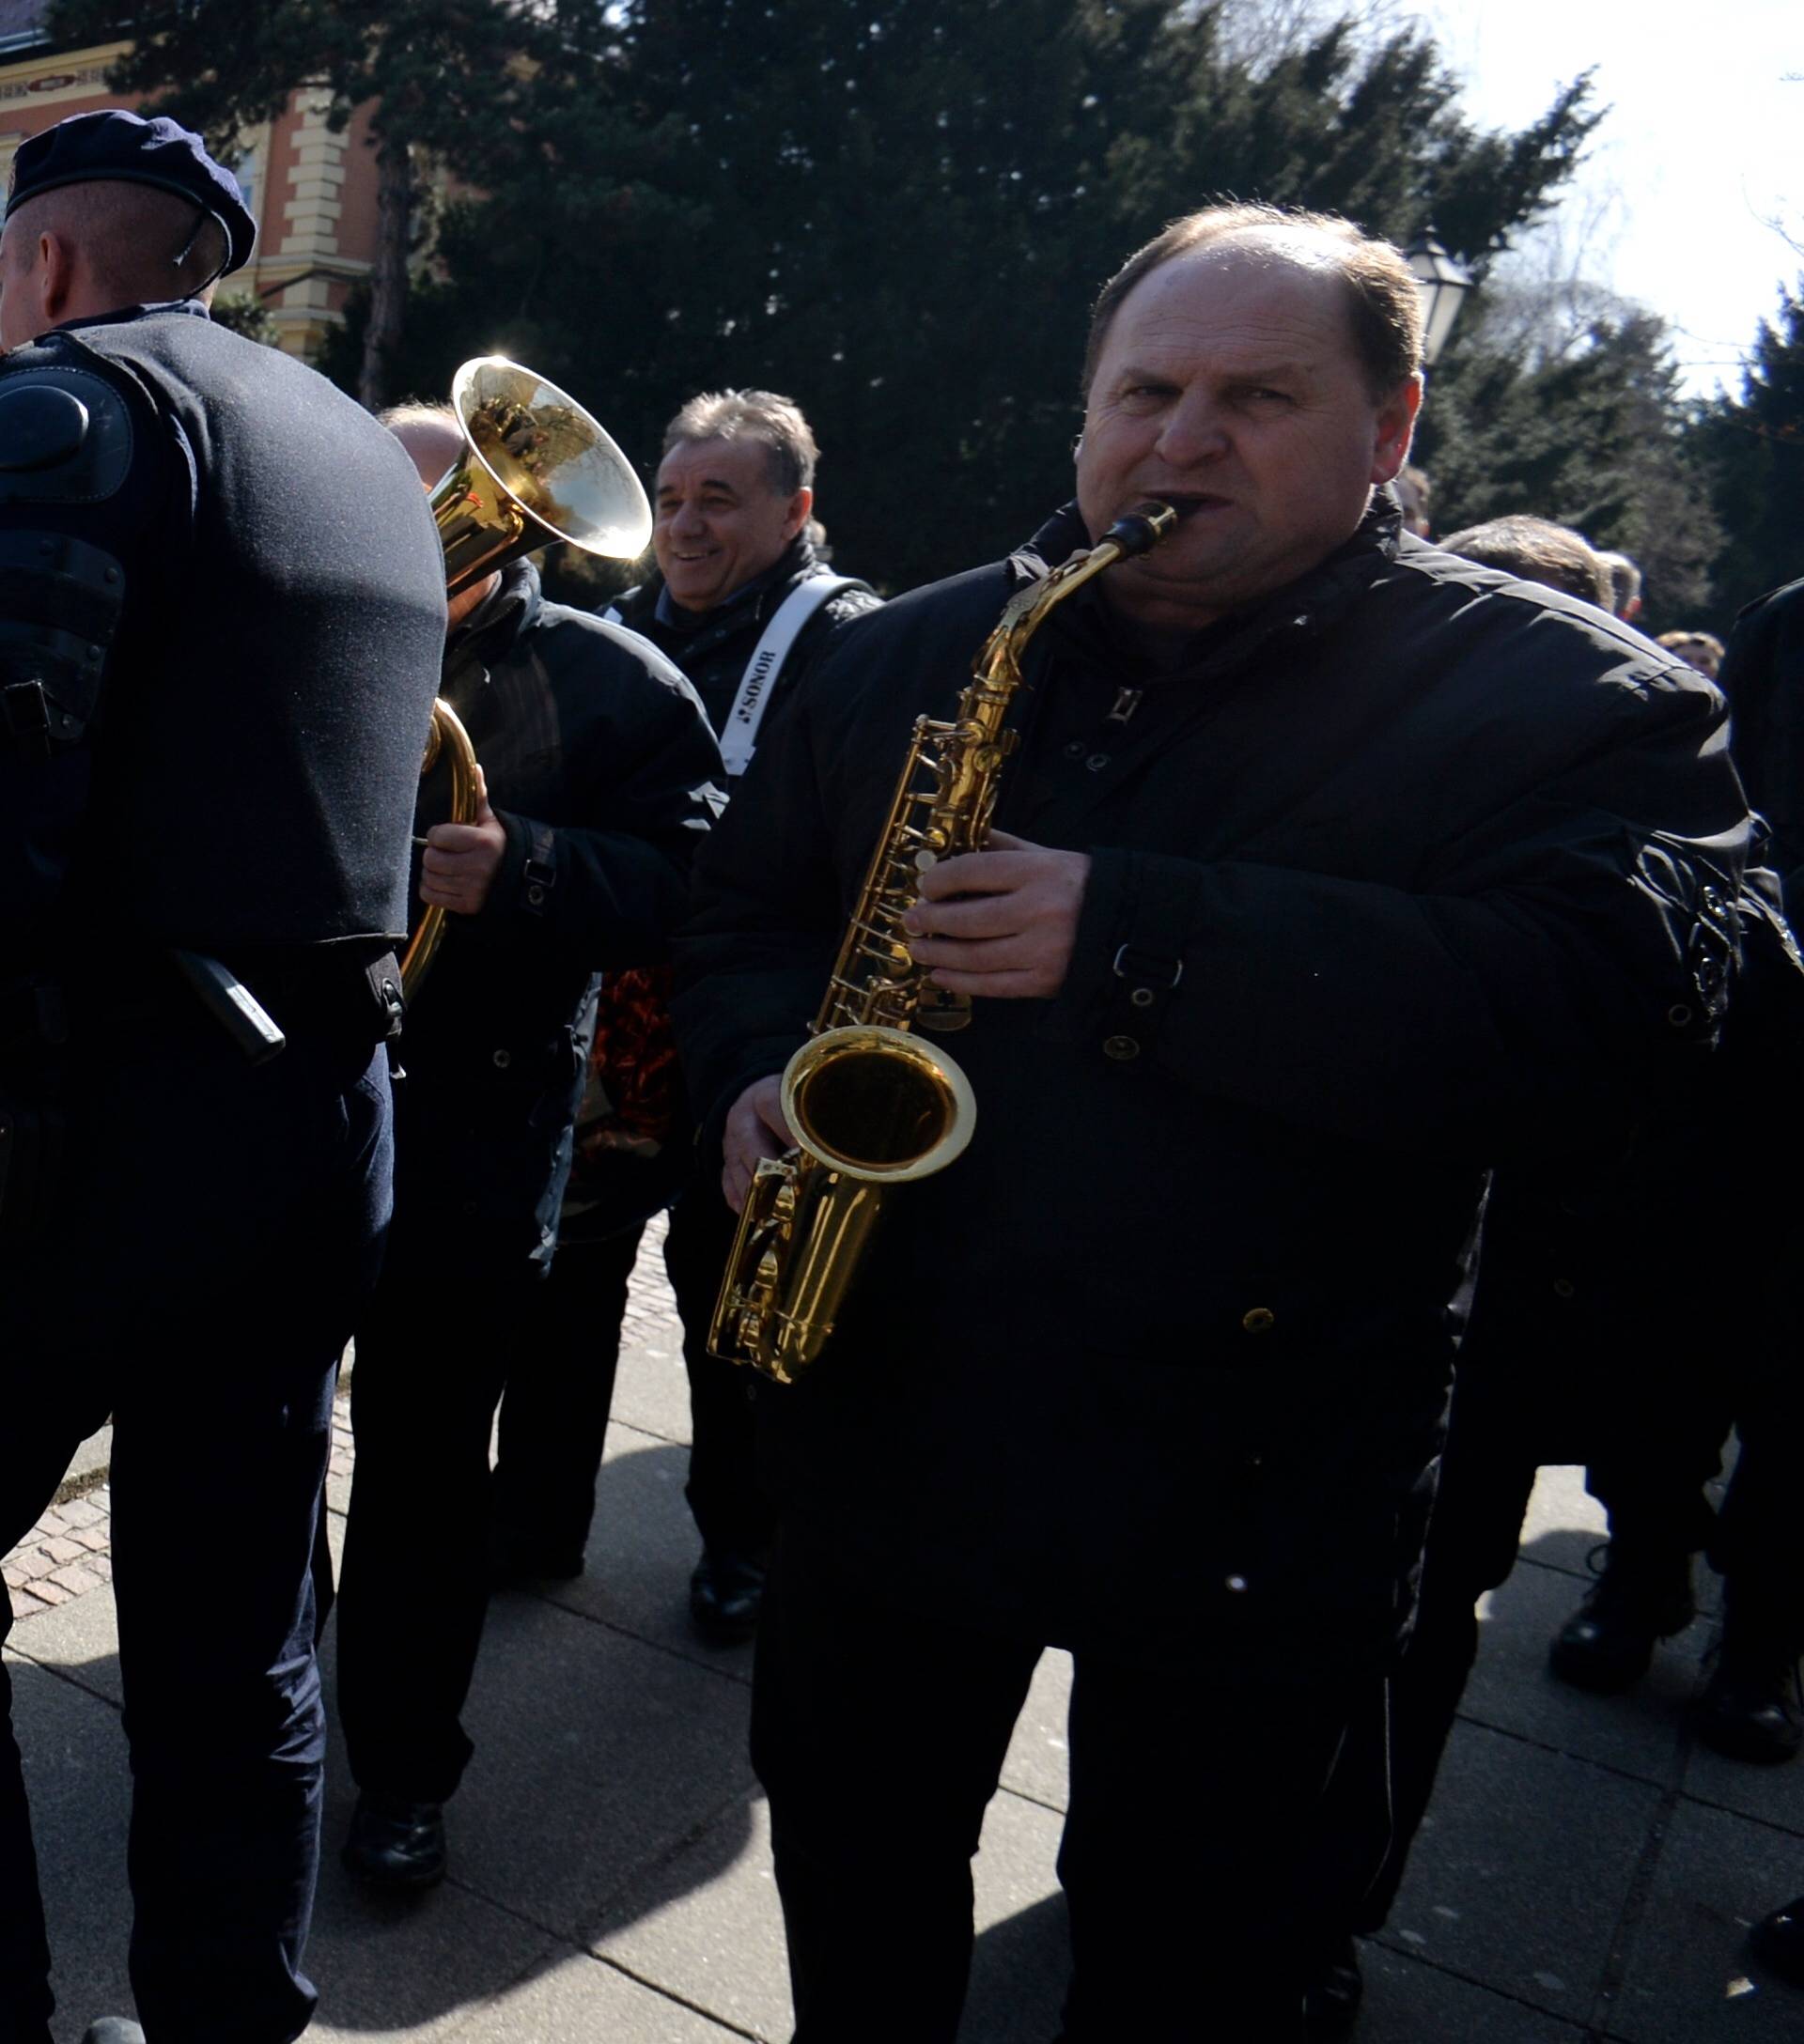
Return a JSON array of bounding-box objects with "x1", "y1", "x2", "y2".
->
[{"x1": 5, "y1": 109, "x2": 257, "y2": 278}]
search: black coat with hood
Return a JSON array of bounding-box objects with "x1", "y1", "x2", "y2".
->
[
  {"x1": 396, "y1": 560, "x2": 722, "y2": 1267},
  {"x1": 673, "y1": 498, "x2": 1752, "y2": 1676}
]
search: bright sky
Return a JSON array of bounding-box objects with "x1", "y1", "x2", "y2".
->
[{"x1": 1406, "y1": 0, "x2": 1799, "y2": 397}]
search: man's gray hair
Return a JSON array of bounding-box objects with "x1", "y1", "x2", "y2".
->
[
  {"x1": 1440, "y1": 514, "x2": 1612, "y2": 609},
  {"x1": 662, "y1": 389, "x2": 818, "y2": 497}
]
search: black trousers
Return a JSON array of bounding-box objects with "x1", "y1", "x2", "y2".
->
[
  {"x1": 1358, "y1": 1312, "x2": 1802, "y2": 1934},
  {"x1": 1, "y1": 1025, "x2": 391, "y2": 2044},
  {"x1": 492, "y1": 1182, "x2": 775, "y2": 1560},
  {"x1": 334, "y1": 1221, "x2": 548, "y2": 1804},
  {"x1": 754, "y1": 1521, "x2": 1388, "y2": 2042}
]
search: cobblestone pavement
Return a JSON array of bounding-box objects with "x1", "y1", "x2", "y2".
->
[
  {"x1": 7, "y1": 1214, "x2": 684, "y2": 1631},
  {"x1": 4, "y1": 1491, "x2": 113, "y2": 1624}
]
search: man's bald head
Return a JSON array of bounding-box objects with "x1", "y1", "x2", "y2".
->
[
  {"x1": 0, "y1": 178, "x2": 228, "y2": 347},
  {"x1": 1082, "y1": 202, "x2": 1425, "y2": 404}
]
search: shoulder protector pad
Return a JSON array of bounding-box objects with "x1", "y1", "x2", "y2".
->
[{"x1": 0, "y1": 364, "x2": 133, "y2": 504}]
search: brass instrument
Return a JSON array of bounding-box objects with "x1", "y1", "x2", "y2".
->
[
  {"x1": 399, "y1": 357, "x2": 654, "y2": 999},
  {"x1": 709, "y1": 499, "x2": 1180, "y2": 1382}
]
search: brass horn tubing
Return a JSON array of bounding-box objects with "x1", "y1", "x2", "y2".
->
[
  {"x1": 399, "y1": 695, "x2": 480, "y2": 1002},
  {"x1": 781, "y1": 1024, "x2": 975, "y2": 1186},
  {"x1": 429, "y1": 455, "x2": 533, "y2": 596}
]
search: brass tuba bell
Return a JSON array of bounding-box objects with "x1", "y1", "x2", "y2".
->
[{"x1": 400, "y1": 359, "x2": 654, "y2": 999}]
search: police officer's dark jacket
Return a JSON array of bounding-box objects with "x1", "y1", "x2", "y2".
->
[
  {"x1": 609, "y1": 532, "x2": 880, "y2": 750},
  {"x1": 394, "y1": 558, "x2": 722, "y2": 1264},
  {"x1": 674, "y1": 495, "x2": 1752, "y2": 1673},
  {"x1": 0, "y1": 302, "x2": 445, "y2": 970}
]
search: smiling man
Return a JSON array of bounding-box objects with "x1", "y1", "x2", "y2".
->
[
  {"x1": 672, "y1": 204, "x2": 1753, "y2": 2040},
  {"x1": 490, "y1": 392, "x2": 879, "y2": 1649}
]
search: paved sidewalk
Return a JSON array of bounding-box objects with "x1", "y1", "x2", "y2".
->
[{"x1": 7, "y1": 1219, "x2": 1803, "y2": 2040}]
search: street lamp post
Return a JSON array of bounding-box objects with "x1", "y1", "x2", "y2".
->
[{"x1": 1405, "y1": 229, "x2": 1473, "y2": 366}]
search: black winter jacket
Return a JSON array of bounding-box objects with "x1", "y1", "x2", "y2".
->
[
  {"x1": 1720, "y1": 576, "x2": 1804, "y2": 909},
  {"x1": 674, "y1": 499, "x2": 1751, "y2": 1671},
  {"x1": 609, "y1": 534, "x2": 880, "y2": 757},
  {"x1": 397, "y1": 562, "x2": 722, "y2": 1265}
]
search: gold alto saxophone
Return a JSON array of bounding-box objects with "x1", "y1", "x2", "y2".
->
[{"x1": 709, "y1": 499, "x2": 1178, "y2": 1383}]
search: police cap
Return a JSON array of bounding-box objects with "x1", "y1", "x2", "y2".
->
[{"x1": 5, "y1": 109, "x2": 257, "y2": 278}]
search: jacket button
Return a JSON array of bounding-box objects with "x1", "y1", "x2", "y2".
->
[
  {"x1": 1552, "y1": 1278, "x2": 1576, "y2": 1298},
  {"x1": 1086, "y1": 751, "x2": 1111, "y2": 771},
  {"x1": 1666, "y1": 1003, "x2": 1692, "y2": 1028},
  {"x1": 492, "y1": 1048, "x2": 512, "y2": 1068},
  {"x1": 1241, "y1": 1308, "x2": 1275, "y2": 1333},
  {"x1": 1102, "y1": 1034, "x2": 1140, "y2": 1061},
  {"x1": 527, "y1": 884, "x2": 546, "y2": 906},
  {"x1": 1224, "y1": 1574, "x2": 1250, "y2": 1594},
  {"x1": 1129, "y1": 986, "x2": 1156, "y2": 1009}
]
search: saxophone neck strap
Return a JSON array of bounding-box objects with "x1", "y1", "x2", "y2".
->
[{"x1": 720, "y1": 574, "x2": 859, "y2": 777}]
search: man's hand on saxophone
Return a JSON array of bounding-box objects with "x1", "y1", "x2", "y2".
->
[
  {"x1": 722, "y1": 1074, "x2": 798, "y2": 1214},
  {"x1": 899, "y1": 830, "x2": 1092, "y2": 999}
]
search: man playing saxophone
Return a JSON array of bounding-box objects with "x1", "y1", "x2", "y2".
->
[{"x1": 673, "y1": 203, "x2": 1752, "y2": 2040}]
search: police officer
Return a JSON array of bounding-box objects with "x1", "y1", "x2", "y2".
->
[
  {"x1": 0, "y1": 112, "x2": 446, "y2": 2044},
  {"x1": 490, "y1": 390, "x2": 879, "y2": 1643}
]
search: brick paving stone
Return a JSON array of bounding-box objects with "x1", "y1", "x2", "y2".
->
[
  {"x1": 23, "y1": 1578, "x2": 68, "y2": 1607},
  {"x1": 10, "y1": 1548, "x2": 55, "y2": 1581},
  {"x1": 55, "y1": 1498, "x2": 102, "y2": 1528},
  {"x1": 39, "y1": 1536, "x2": 84, "y2": 1566},
  {"x1": 48, "y1": 1562, "x2": 101, "y2": 1597}
]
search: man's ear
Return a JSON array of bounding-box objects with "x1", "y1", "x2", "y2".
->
[
  {"x1": 36, "y1": 229, "x2": 77, "y2": 330},
  {"x1": 782, "y1": 485, "x2": 814, "y2": 542},
  {"x1": 1370, "y1": 373, "x2": 1424, "y2": 486}
]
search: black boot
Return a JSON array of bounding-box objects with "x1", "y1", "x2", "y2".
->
[
  {"x1": 1547, "y1": 1542, "x2": 1695, "y2": 1694},
  {"x1": 1304, "y1": 1935, "x2": 1364, "y2": 2036},
  {"x1": 689, "y1": 1548, "x2": 768, "y2": 1646},
  {"x1": 1694, "y1": 1590, "x2": 1803, "y2": 1764},
  {"x1": 341, "y1": 1788, "x2": 448, "y2": 1890}
]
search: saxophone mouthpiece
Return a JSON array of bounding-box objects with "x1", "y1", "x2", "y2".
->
[{"x1": 1105, "y1": 500, "x2": 1181, "y2": 556}]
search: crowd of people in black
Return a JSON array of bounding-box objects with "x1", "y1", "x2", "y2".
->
[{"x1": 1, "y1": 107, "x2": 1800, "y2": 2044}]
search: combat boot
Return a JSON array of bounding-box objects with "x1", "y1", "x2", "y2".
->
[
  {"x1": 1695, "y1": 1587, "x2": 1803, "y2": 1763},
  {"x1": 1548, "y1": 1541, "x2": 1695, "y2": 1694}
]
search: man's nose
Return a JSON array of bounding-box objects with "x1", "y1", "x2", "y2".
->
[
  {"x1": 1155, "y1": 393, "x2": 1230, "y2": 468},
  {"x1": 670, "y1": 499, "x2": 708, "y2": 535}
]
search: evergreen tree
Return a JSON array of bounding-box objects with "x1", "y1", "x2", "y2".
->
[
  {"x1": 1418, "y1": 306, "x2": 1723, "y2": 631},
  {"x1": 1694, "y1": 278, "x2": 1804, "y2": 622},
  {"x1": 427, "y1": 0, "x2": 1600, "y2": 594}
]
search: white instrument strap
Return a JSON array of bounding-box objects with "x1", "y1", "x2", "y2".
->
[
  {"x1": 600, "y1": 605, "x2": 624, "y2": 625},
  {"x1": 720, "y1": 575, "x2": 858, "y2": 777}
]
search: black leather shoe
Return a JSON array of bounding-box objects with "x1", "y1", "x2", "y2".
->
[
  {"x1": 1547, "y1": 1543, "x2": 1694, "y2": 1694},
  {"x1": 341, "y1": 1788, "x2": 447, "y2": 1890},
  {"x1": 82, "y1": 2024, "x2": 147, "y2": 2044},
  {"x1": 1750, "y1": 1895, "x2": 1804, "y2": 1986},
  {"x1": 1305, "y1": 1934, "x2": 1363, "y2": 2036},
  {"x1": 1695, "y1": 1637, "x2": 1803, "y2": 1764},
  {"x1": 689, "y1": 1548, "x2": 768, "y2": 1646}
]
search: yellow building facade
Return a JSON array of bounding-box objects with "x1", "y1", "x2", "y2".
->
[{"x1": 0, "y1": 8, "x2": 381, "y2": 359}]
